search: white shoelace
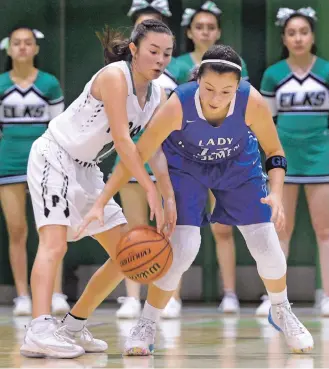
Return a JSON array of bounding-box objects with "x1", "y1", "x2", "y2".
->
[
  {"x1": 130, "y1": 318, "x2": 155, "y2": 341},
  {"x1": 275, "y1": 303, "x2": 305, "y2": 336}
]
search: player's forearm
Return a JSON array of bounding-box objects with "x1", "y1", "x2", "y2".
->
[
  {"x1": 115, "y1": 139, "x2": 154, "y2": 192},
  {"x1": 96, "y1": 164, "x2": 131, "y2": 207},
  {"x1": 267, "y1": 168, "x2": 285, "y2": 199},
  {"x1": 96, "y1": 141, "x2": 162, "y2": 207},
  {"x1": 149, "y1": 148, "x2": 175, "y2": 201}
]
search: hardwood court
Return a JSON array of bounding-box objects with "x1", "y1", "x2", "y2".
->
[{"x1": 0, "y1": 306, "x2": 327, "y2": 368}]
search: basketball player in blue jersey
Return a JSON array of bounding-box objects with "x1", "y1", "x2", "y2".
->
[{"x1": 77, "y1": 44, "x2": 313, "y2": 355}]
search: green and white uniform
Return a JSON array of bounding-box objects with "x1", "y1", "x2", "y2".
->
[
  {"x1": 0, "y1": 70, "x2": 64, "y2": 185},
  {"x1": 174, "y1": 52, "x2": 249, "y2": 83},
  {"x1": 261, "y1": 57, "x2": 329, "y2": 183},
  {"x1": 113, "y1": 64, "x2": 178, "y2": 182}
]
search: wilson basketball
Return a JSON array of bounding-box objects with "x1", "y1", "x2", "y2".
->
[{"x1": 116, "y1": 225, "x2": 173, "y2": 284}]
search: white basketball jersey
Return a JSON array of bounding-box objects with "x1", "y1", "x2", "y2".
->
[
  {"x1": 47, "y1": 61, "x2": 161, "y2": 164},
  {"x1": 156, "y1": 70, "x2": 177, "y2": 96}
]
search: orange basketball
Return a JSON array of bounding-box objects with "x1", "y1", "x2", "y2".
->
[{"x1": 116, "y1": 225, "x2": 173, "y2": 284}]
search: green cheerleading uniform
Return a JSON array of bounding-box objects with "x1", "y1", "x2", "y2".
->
[
  {"x1": 261, "y1": 57, "x2": 329, "y2": 184},
  {"x1": 0, "y1": 70, "x2": 64, "y2": 185},
  {"x1": 174, "y1": 52, "x2": 249, "y2": 83}
]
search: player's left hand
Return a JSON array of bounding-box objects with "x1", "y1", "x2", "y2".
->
[
  {"x1": 261, "y1": 193, "x2": 285, "y2": 231},
  {"x1": 162, "y1": 197, "x2": 177, "y2": 238}
]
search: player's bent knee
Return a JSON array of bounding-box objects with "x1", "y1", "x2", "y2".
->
[
  {"x1": 153, "y1": 225, "x2": 201, "y2": 291},
  {"x1": 238, "y1": 223, "x2": 286, "y2": 280},
  {"x1": 39, "y1": 240, "x2": 68, "y2": 260}
]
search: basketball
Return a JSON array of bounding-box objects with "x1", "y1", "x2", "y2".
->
[{"x1": 116, "y1": 225, "x2": 173, "y2": 284}]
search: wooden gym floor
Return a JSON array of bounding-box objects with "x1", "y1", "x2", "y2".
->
[{"x1": 0, "y1": 305, "x2": 327, "y2": 368}]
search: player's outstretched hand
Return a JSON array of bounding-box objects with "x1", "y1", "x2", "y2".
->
[
  {"x1": 261, "y1": 193, "x2": 285, "y2": 231},
  {"x1": 75, "y1": 203, "x2": 105, "y2": 239},
  {"x1": 163, "y1": 198, "x2": 177, "y2": 238},
  {"x1": 146, "y1": 185, "x2": 164, "y2": 234}
]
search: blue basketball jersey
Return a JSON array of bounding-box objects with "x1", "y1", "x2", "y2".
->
[
  {"x1": 164, "y1": 80, "x2": 251, "y2": 164},
  {"x1": 162, "y1": 80, "x2": 271, "y2": 227}
]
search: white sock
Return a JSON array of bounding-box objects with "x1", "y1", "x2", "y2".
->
[
  {"x1": 62, "y1": 312, "x2": 86, "y2": 332},
  {"x1": 142, "y1": 301, "x2": 162, "y2": 323},
  {"x1": 31, "y1": 315, "x2": 54, "y2": 333},
  {"x1": 32, "y1": 314, "x2": 52, "y2": 322},
  {"x1": 268, "y1": 287, "x2": 288, "y2": 305}
]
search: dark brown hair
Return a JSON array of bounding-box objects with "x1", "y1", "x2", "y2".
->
[
  {"x1": 96, "y1": 19, "x2": 173, "y2": 65},
  {"x1": 191, "y1": 44, "x2": 241, "y2": 81}
]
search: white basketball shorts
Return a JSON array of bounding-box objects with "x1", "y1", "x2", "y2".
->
[{"x1": 27, "y1": 136, "x2": 127, "y2": 241}]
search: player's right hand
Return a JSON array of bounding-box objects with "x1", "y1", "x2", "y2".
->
[
  {"x1": 75, "y1": 203, "x2": 105, "y2": 239},
  {"x1": 146, "y1": 185, "x2": 164, "y2": 234}
]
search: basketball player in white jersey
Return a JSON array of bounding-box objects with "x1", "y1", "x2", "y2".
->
[{"x1": 20, "y1": 19, "x2": 174, "y2": 359}]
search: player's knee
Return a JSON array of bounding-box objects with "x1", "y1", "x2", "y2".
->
[
  {"x1": 44, "y1": 241, "x2": 68, "y2": 260},
  {"x1": 153, "y1": 225, "x2": 201, "y2": 291},
  {"x1": 38, "y1": 235, "x2": 68, "y2": 260},
  {"x1": 7, "y1": 222, "x2": 28, "y2": 246},
  {"x1": 238, "y1": 223, "x2": 287, "y2": 280},
  {"x1": 38, "y1": 226, "x2": 68, "y2": 259}
]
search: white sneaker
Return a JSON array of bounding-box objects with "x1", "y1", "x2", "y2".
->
[
  {"x1": 20, "y1": 316, "x2": 85, "y2": 358},
  {"x1": 116, "y1": 297, "x2": 141, "y2": 319},
  {"x1": 161, "y1": 298, "x2": 182, "y2": 319},
  {"x1": 321, "y1": 295, "x2": 329, "y2": 317},
  {"x1": 123, "y1": 317, "x2": 156, "y2": 356},
  {"x1": 255, "y1": 295, "x2": 271, "y2": 317},
  {"x1": 52, "y1": 293, "x2": 70, "y2": 315},
  {"x1": 218, "y1": 293, "x2": 240, "y2": 314},
  {"x1": 58, "y1": 324, "x2": 108, "y2": 353},
  {"x1": 268, "y1": 300, "x2": 314, "y2": 353},
  {"x1": 13, "y1": 296, "x2": 32, "y2": 316}
]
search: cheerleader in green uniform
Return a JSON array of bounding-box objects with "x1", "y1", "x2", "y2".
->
[
  {"x1": 175, "y1": 1, "x2": 248, "y2": 83},
  {"x1": 0, "y1": 27, "x2": 69, "y2": 316},
  {"x1": 261, "y1": 7, "x2": 329, "y2": 316}
]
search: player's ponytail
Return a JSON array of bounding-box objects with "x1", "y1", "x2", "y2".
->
[
  {"x1": 97, "y1": 19, "x2": 174, "y2": 66},
  {"x1": 96, "y1": 26, "x2": 131, "y2": 65}
]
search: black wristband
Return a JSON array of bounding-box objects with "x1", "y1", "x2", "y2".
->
[{"x1": 265, "y1": 155, "x2": 287, "y2": 173}]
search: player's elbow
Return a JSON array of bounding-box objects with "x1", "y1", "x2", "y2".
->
[{"x1": 265, "y1": 147, "x2": 285, "y2": 159}]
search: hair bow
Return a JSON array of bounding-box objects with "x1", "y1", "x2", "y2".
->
[
  {"x1": 128, "y1": 0, "x2": 172, "y2": 17},
  {"x1": 275, "y1": 7, "x2": 317, "y2": 26},
  {"x1": 181, "y1": 1, "x2": 222, "y2": 27},
  {"x1": 0, "y1": 29, "x2": 44, "y2": 50}
]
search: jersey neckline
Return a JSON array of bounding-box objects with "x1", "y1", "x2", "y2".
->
[
  {"x1": 125, "y1": 61, "x2": 152, "y2": 111},
  {"x1": 8, "y1": 69, "x2": 40, "y2": 91},
  {"x1": 285, "y1": 56, "x2": 317, "y2": 82},
  {"x1": 194, "y1": 86, "x2": 236, "y2": 128}
]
